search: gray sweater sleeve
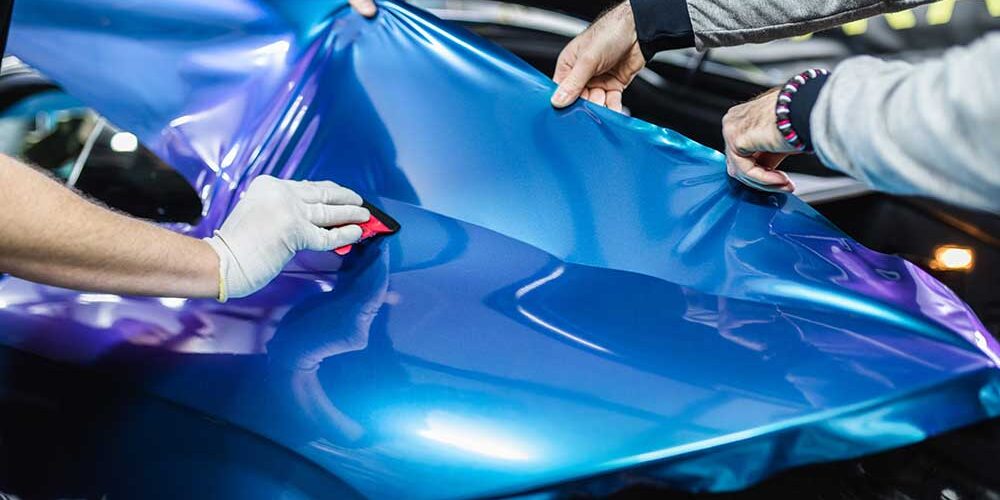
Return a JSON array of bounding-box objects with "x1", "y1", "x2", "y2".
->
[
  {"x1": 811, "y1": 33, "x2": 1000, "y2": 214},
  {"x1": 686, "y1": 0, "x2": 930, "y2": 49}
]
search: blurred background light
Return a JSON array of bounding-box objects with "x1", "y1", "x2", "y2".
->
[
  {"x1": 109, "y1": 131, "x2": 138, "y2": 153},
  {"x1": 931, "y1": 245, "x2": 975, "y2": 271},
  {"x1": 158, "y1": 297, "x2": 187, "y2": 309}
]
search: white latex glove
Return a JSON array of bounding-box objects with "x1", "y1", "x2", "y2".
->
[{"x1": 204, "y1": 176, "x2": 369, "y2": 301}]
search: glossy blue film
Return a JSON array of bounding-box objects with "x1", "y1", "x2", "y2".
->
[{"x1": 3, "y1": 1, "x2": 999, "y2": 498}]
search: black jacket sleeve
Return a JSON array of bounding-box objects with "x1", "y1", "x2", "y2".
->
[{"x1": 628, "y1": 0, "x2": 695, "y2": 60}]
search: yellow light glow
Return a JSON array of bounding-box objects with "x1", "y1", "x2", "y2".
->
[
  {"x1": 842, "y1": 19, "x2": 869, "y2": 36},
  {"x1": 791, "y1": 33, "x2": 813, "y2": 41},
  {"x1": 988, "y1": 0, "x2": 1000, "y2": 17},
  {"x1": 931, "y1": 245, "x2": 975, "y2": 271},
  {"x1": 885, "y1": 10, "x2": 918, "y2": 29},
  {"x1": 926, "y1": 0, "x2": 957, "y2": 25}
]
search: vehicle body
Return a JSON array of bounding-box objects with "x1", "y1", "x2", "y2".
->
[
  {"x1": 0, "y1": 1, "x2": 998, "y2": 498},
  {"x1": 414, "y1": 0, "x2": 1000, "y2": 336}
]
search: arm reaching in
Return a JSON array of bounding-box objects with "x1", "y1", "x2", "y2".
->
[
  {"x1": 0, "y1": 155, "x2": 220, "y2": 298},
  {"x1": 552, "y1": 0, "x2": 931, "y2": 110},
  {"x1": 0, "y1": 155, "x2": 368, "y2": 299},
  {"x1": 811, "y1": 34, "x2": 1000, "y2": 213},
  {"x1": 683, "y1": 0, "x2": 928, "y2": 49},
  {"x1": 721, "y1": 34, "x2": 1000, "y2": 214}
]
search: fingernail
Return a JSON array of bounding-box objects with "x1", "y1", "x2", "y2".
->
[
  {"x1": 552, "y1": 90, "x2": 568, "y2": 107},
  {"x1": 344, "y1": 225, "x2": 362, "y2": 242}
]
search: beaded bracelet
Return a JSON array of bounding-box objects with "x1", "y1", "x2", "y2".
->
[{"x1": 775, "y1": 68, "x2": 830, "y2": 152}]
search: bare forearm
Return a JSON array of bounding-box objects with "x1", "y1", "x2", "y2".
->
[{"x1": 0, "y1": 155, "x2": 219, "y2": 297}]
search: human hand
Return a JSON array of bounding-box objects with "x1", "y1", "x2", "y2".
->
[
  {"x1": 349, "y1": 0, "x2": 377, "y2": 18},
  {"x1": 722, "y1": 88, "x2": 799, "y2": 193},
  {"x1": 550, "y1": 1, "x2": 645, "y2": 112},
  {"x1": 205, "y1": 176, "x2": 369, "y2": 300}
]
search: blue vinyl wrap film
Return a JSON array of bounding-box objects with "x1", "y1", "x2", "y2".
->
[{"x1": 2, "y1": 1, "x2": 999, "y2": 498}]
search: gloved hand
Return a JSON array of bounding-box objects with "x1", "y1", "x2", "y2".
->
[{"x1": 205, "y1": 176, "x2": 369, "y2": 301}]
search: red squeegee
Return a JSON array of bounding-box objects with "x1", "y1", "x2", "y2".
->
[{"x1": 334, "y1": 201, "x2": 400, "y2": 255}]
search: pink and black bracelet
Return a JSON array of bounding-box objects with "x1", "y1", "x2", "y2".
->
[{"x1": 775, "y1": 68, "x2": 830, "y2": 152}]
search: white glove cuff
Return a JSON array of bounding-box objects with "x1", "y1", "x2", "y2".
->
[{"x1": 204, "y1": 233, "x2": 246, "y2": 303}]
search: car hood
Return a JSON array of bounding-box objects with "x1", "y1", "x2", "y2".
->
[{"x1": 5, "y1": 1, "x2": 1000, "y2": 498}]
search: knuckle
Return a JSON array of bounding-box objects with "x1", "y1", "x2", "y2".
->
[
  {"x1": 356, "y1": 206, "x2": 372, "y2": 220},
  {"x1": 250, "y1": 175, "x2": 278, "y2": 189},
  {"x1": 332, "y1": 186, "x2": 354, "y2": 200},
  {"x1": 721, "y1": 124, "x2": 733, "y2": 139},
  {"x1": 313, "y1": 179, "x2": 341, "y2": 189},
  {"x1": 722, "y1": 129, "x2": 737, "y2": 147},
  {"x1": 342, "y1": 188, "x2": 364, "y2": 205},
  {"x1": 722, "y1": 110, "x2": 737, "y2": 127},
  {"x1": 324, "y1": 205, "x2": 348, "y2": 222},
  {"x1": 721, "y1": 124, "x2": 737, "y2": 141},
  {"x1": 317, "y1": 227, "x2": 335, "y2": 246},
  {"x1": 305, "y1": 203, "x2": 324, "y2": 221},
  {"x1": 247, "y1": 176, "x2": 286, "y2": 200},
  {"x1": 555, "y1": 49, "x2": 571, "y2": 66}
]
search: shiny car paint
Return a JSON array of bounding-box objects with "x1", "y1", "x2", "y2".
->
[{"x1": 2, "y1": 1, "x2": 999, "y2": 498}]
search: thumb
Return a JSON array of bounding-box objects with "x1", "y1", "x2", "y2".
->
[{"x1": 551, "y1": 56, "x2": 599, "y2": 108}]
